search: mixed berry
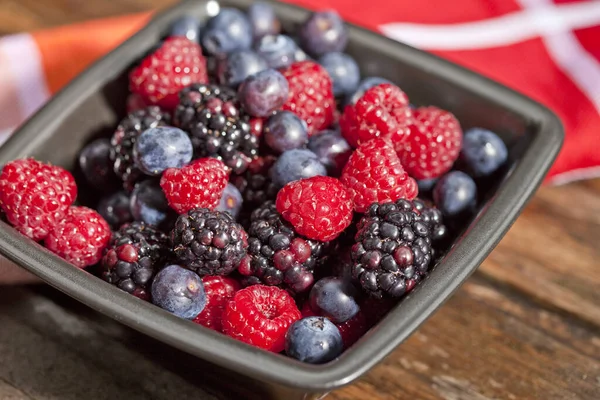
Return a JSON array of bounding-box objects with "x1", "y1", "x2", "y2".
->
[{"x1": 0, "y1": 5, "x2": 508, "y2": 364}]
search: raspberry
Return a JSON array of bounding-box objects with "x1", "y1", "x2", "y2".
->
[
  {"x1": 193, "y1": 276, "x2": 241, "y2": 332},
  {"x1": 276, "y1": 176, "x2": 353, "y2": 242},
  {"x1": 281, "y1": 61, "x2": 335, "y2": 136},
  {"x1": 222, "y1": 285, "x2": 301, "y2": 352},
  {"x1": 340, "y1": 139, "x2": 418, "y2": 213},
  {"x1": 0, "y1": 159, "x2": 77, "y2": 241},
  {"x1": 160, "y1": 158, "x2": 229, "y2": 214},
  {"x1": 398, "y1": 106, "x2": 463, "y2": 179},
  {"x1": 129, "y1": 37, "x2": 208, "y2": 110},
  {"x1": 340, "y1": 84, "x2": 412, "y2": 149},
  {"x1": 44, "y1": 206, "x2": 111, "y2": 268}
]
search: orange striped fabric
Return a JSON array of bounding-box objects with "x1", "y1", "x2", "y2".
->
[
  {"x1": 0, "y1": 12, "x2": 150, "y2": 143},
  {"x1": 31, "y1": 13, "x2": 152, "y2": 95}
]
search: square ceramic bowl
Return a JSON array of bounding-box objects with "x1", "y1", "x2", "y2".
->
[{"x1": 0, "y1": 0, "x2": 563, "y2": 398}]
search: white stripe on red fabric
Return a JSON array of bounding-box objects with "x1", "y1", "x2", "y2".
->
[
  {"x1": 0, "y1": 34, "x2": 50, "y2": 120},
  {"x1": 518, "y1": 0, "x2": 600, "y2": 113},
  {"x1": 548, "y1": 166, "x2": 600, "y2": 186},
  {"x1": 0, "y1": 128, "x2": 13, "y2": 146},
  {"x1": 379, "y1": 1, "x2": 600, "y2": 51}
]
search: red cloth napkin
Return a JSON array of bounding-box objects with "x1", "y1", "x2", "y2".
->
[{"x1": 1, "y1": 0, "x2": 599, "y2": 184}]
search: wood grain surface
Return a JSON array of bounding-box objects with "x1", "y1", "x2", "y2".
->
[{"x1": 1, "y1": 1, "x2": 600, "y2": 399}]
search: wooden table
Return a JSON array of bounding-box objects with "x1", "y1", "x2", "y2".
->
[{"x1": 1, "y1": 1, "x2": 600, "y2": 399}]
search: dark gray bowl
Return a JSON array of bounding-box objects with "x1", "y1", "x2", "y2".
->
[{"x1": 0, "y1": 0, "x2": 563, "y2": 398}]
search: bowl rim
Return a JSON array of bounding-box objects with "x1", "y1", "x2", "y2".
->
[{"x1": 0, "y1": 0, "x2": 564, "y2": 392}]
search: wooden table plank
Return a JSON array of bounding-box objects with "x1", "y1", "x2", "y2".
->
[
  {"x1": 333, "y1": 276, "x2": 600, "y2": 400},
  {"x1": 480, "y1": 182, "x2": 600, "y2": 327},
  {"x1": 1, "y1": 1, "x2": 600, "y2": 399}
]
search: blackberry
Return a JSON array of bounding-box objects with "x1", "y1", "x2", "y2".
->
[
  {"x1": 231, "y1": 156, "x2": 278, "y2": 212},
  {"x1": 171, "y1": 208, "x2": 248, "y2": 276},
  {"x1": 101, "y1": 221, "x2": 170, "y2": 300},
  {"x1": 412, "y1": 198, "x2": 448, "y2": 244},
  {"x1": 110, "y1": 106, "x2": 171, "y2": 190},
  {"x1": 174, "y1": 84, "x2": 259, "y2": 174},
  {"x1": 351, "y1": 199, "x2": 447, "y2": 299},
  {"x1": 238, "y1": 201, "x2": 331, "y2": 294}
]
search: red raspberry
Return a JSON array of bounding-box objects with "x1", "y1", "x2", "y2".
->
[
  {"x1": 0, "y1": 159, "x2": 77, "y2": 241},
  {"x1": 398, "y1": 106, "x2": 463, "y2": 179},
  {"x1": 281, "y1": 61, "x2": 335, "y2": 136},
  {"x1": 340, "y1": 139, "x2": 418, "y2": 213},
  {"x1": 276, "y1": 176, "x2": 353, "y2": 242},
  {"x1": 129, "y1": 37, "x2": 208, "y2": 110},
  {"x1": 222, "y1": 285, "x2": 301, "y2": 352},
  {"x1": 44, "y1": 206, "x2": 111, "y2": 268},
  {"x1": 160, "y1": 158, "x2": 229, "y2": 214},
  {"x1": 340, "y1": 84, "x2": 412, "y2": 148},
  {"x1": 194, "y1": 276, "x2": 241, "y2": 332}
]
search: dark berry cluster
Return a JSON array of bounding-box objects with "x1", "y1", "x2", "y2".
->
[
  {"x1": 110, "y1": 106, "x2": 171, "y2": 190},
  {"x1": 239, "y1": 202, "x2": 330, "y2": 294},
  {"x1": 351, "y1": 199, "x2": 445, "y2": 298},
  {"x1": 101, "y1": 222, "x2": 170, "y2": 300},
  {"x1": 171, "y1": 208, "x2": 247, "y2": 276},
  {"x1": 174, "y1": 84, "x2": 259, "y2": 174}
]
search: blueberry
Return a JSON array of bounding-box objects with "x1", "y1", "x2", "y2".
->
[
  {"x1": 97, "y1": 191, "x2": 132, "y2": 229},
  {"x1": 270, "y1": 149, "x2": 327, "y2": 187},
  {"x1": 151, "y1": 265, "x2": 206, "y2": 319},
  {"x1": 169, "y1": 16, "x2": 202, "y2": 42},
  {"x1": 254, "y1": 34, "x2": 299, "y2": 69},
  {"x1": 417, "y1": 178, "x2": 438, "y2": 194},
  {"x1": 307, "y1": 130, "x2": 352, "y2": 176},
  {"x1": 264, "y1": 111, "x2": 308, "y2": 154},
  {"x1": 217, "y1": 50, "x2": 268, "y2": 88},
  {"x1": 247, "y1": 2, "x2": 280, "y2": 39},
  {"x1": 238, "y1": 69, "x2": 289, "y2": 117},
  {"x1": 460, "y1": 128, "x2": 508, "y2": 177},
  {"x1": 299, "y1": 10, "x2": 348, "y2": 57},
  {"x1": 319, "y1": 52, "x2": 360, "y2": 97},
  {"x1": 133, "y1": 126, "x2": 193, "y2": 176},
  {"x1": 285, "y1": 317, "x2": 343, "y2": 364},
  {"x1": 202, "y1": 8, "x2": 253, "y2": 56},
  {"x1": 216, "y1": 183, "x2": 243, "y2": 219},
  {"x1": 130, "y1": 180, "x2": 170, "y2": 227},
  {"x1": 78, "y1": 138, "x2": 118, "y2": 190},
  {"x1": 346, "y1": 77, "x2": 393, "y2": 106},
  {"x1": 294, "y1": 47, "x2": 310, "y2": 62},
  {"x1": 309, "y1": 277, "x2": 359, "y2": 323},
  {"x1": 433, "y1": 171, "x2": 477, "y2": 217}
]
